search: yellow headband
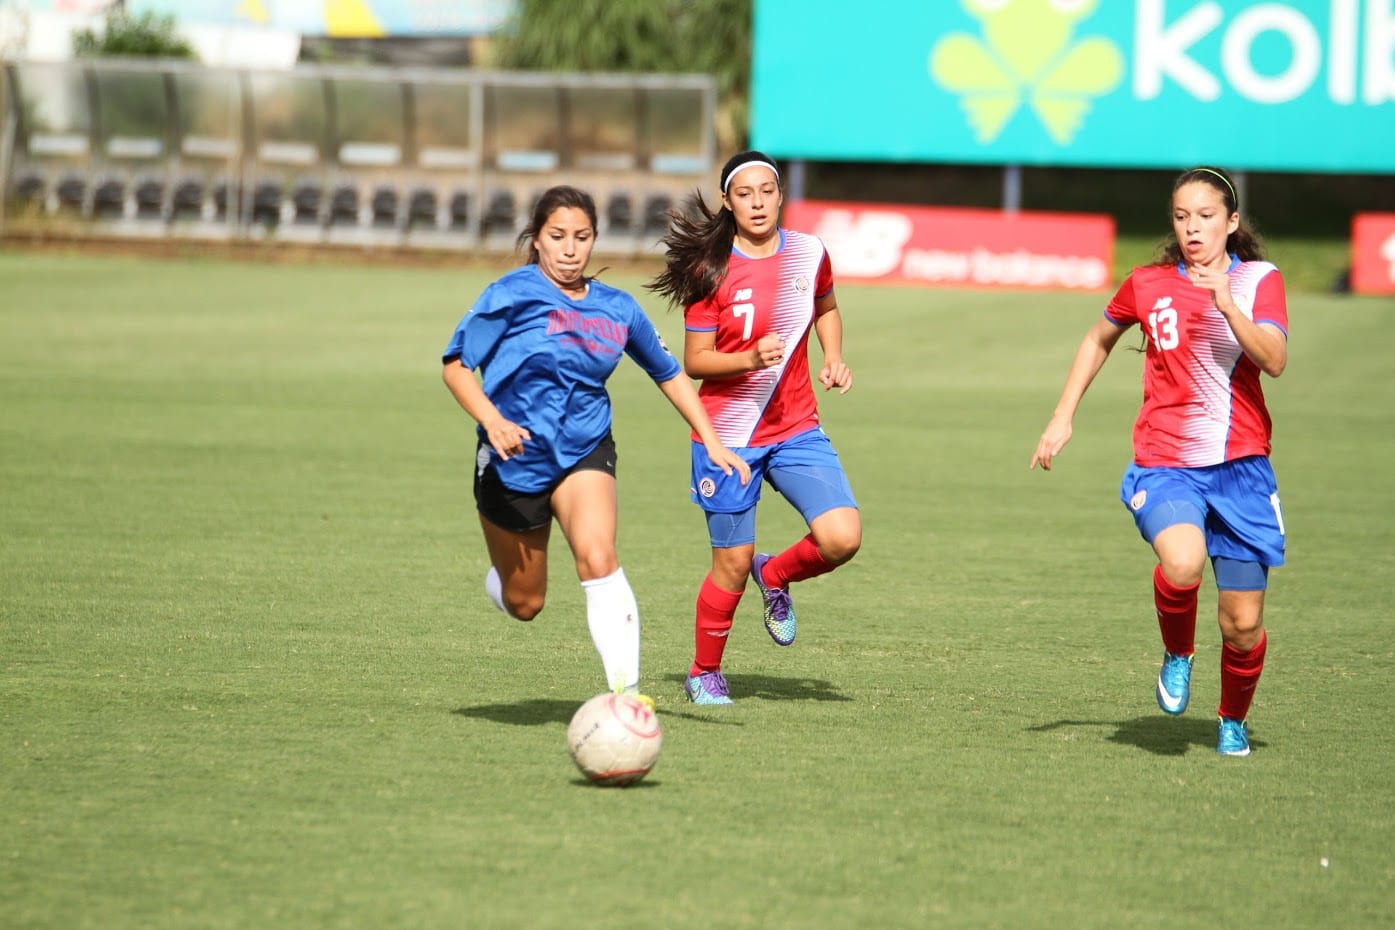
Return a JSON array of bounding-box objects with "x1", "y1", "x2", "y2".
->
[{"x1": 1192, "y1": 167, "x2": 1238, "y2": 208}]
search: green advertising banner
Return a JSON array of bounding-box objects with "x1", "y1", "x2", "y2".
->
[{"x1": 751, "y1": 0, "x2": 1395, "y2": 173}]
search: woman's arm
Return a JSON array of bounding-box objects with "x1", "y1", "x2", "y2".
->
[
  {"x1": 812, "y1": 292, "x2": 852, "y2": 393},
  {"x1": 1187, "y1": 266, "x2": 1288, "y2": 377},
  {"x1": 684, "y1": 327, "x2": 786, "y2": 380},
  {"x1": 1030, "y1": 315, "x2": 1127, "y2": 471},
  {"x1": 442, "y1": 359, "x2": 531, "y2": 460},
  {"x1": 654, "y1": 374, "x2": 751, "y2": 486}
]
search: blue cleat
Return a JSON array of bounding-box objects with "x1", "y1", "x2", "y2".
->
[
  {"x1": 685, "y1": 671, "x2": 733, "y2": 705},
  {"x1": 751, "y1": 553, "x2": 796, "y2": 646},
  {"x1": 1156, "y1": 651, "x2": 1194, "y2": 715},
  {"x1": 1217, "y1": 717, "x2": 1251, "y2": 756}
]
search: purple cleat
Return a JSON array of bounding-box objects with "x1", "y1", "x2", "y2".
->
[
  {"x1": 751, "y1": 553, "x2": 796, "y2": 646},
  {"x1": 685, "y1": 670, "x2": 733, "y2": 705}
]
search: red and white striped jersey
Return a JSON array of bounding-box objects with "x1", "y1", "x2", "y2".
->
[
  {"x1": 685, "y1": 229, "x2": 835, "y2": 448},
  {"x1": 1105, "y1": 260, "x2": 1288, "y2": 467}
]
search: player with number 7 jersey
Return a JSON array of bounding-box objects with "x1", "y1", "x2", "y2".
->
[
  {"x1": 647, "y1": 150, "x2": 862, "y2": 706},
  {"x1": 685, "y1": 228, "x2": 832, "y2": 448}
]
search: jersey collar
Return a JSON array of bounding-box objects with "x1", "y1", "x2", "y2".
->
[
  {"x1": 1175, "y1": 253, "x2": 1240, "y2": 277},
  {"x1": 732, "y1": 227, "x2": 785, "y2": 259}
]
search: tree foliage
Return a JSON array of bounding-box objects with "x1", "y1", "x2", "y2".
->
[
  {"x1": 494, "y1": 0, "x2": 751, "y2": 151},
  {"x1": 73, "y1": 9, "x2": 196, "y2": 60}
]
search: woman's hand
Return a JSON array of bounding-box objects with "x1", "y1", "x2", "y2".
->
[
  {"x1": 1030, "y1": 415, "x2": 1073, "y2": 471},
  {"x1": 1187, "y1": 264, "x2": 1236, "y2": 313},
  {"x1": 753, "y1": 333, "x2": 785, "y2": 369},
  {"x1": 704, "y1": 442, "x2": 752, "y2": 486},
  {"x1": 483, "y1": 417, "x2": 531, "y2": 460},
  {"x1": 819, "y1": 359, "x2": 853, "y2": 394}
]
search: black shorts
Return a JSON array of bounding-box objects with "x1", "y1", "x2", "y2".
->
[{"x1": 474, "y1": 433, "x2": 617, "y2": 532}]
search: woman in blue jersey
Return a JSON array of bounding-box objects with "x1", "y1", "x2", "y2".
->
[
  {"x1": 442, "y1": 185, "x2": 749, "y2": 699},
  {"x1": 1031, "y1": 166, "x2": 1289, "y2": 757},
  {"x1": 648, "y1": 152, "x2": 861, "y2": 706}
]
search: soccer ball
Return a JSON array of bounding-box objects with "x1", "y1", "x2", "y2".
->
[{"x1": 566, "y1": 692, "x2": 662, "y2": 787}]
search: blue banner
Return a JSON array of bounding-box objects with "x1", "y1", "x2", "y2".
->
[{"x1": 751, "y1": 0, "x2": 1395, "y2": 173}]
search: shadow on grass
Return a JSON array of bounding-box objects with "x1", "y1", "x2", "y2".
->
[
  {"x1": 568, "y1": 777, "x2": 664, "y2": 790},
  {"x1": 661, "y1": 671, "x2": 852, "y2": 703},
  {"x1": 1029, "y1": 715, "x2": 1268, "y2": 756},
  {"x1": 453, "y1": 699, "x2": 575, "y2": 726},
  {"x1": 451, "y1": 699, "x2": 746, "y2": 728},
  {"x1": 453, "y1": 672, "x2": 850, "y2": 727}
]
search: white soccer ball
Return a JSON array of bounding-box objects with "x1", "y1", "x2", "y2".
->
[{"x1": 566, "y1": 692, "x2": 662, "y2": 787}]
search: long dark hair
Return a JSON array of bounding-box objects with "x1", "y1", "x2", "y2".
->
[
  {"x1": 647, "y1": 150, "x2": 781, "y2": 308},
  {"x1": 1154, "y1": 166, "x2": 1266, "y2": 265},
  {"x1": 516, "y1": 185, "x2": 599, "y2": 264}
]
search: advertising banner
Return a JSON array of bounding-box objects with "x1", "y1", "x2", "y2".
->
[
  {"x1": 783, "y1": 200, "x2": 1115, "y2": 291},
  {"x1": 1350, "y1": 212, "x2": 1395, "y2": 293},
  {"x1": 752, "y1": 0, "x2": 1395, "y2": 173}
]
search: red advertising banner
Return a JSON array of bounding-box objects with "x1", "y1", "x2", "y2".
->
[
  {"x1": 1351, "y1": 213, "x2": 1395, "y2": 296},
  {"x1": 783, "y1": 200, "x2": 1115, "y2": 291}
]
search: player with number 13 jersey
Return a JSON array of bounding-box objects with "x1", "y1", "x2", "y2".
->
[
  {"x1": 1103, "y1": 258, "x2": 1287, "y2": 468},
  {"x1": 1032, "y1": 166, "x2": 1291, "y2": 758}
]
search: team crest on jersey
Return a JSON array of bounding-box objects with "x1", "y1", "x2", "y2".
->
[
  {"x1": 793, "y1": 275, "x2": 810, "y2": 293},
  {"x1": 1130, "y1": 489, "x2": 1147, "y2": 511},
  {"x1": 698, "y1": 477, "x2": 716, "y2": 498}
]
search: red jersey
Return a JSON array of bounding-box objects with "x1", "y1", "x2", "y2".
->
[
  {"x1": 685, "y1": 229, "x2": 835, "y2": 448},
  {"x1": 1105, "y1": 260, "x2": 1288, "y2": 468}
]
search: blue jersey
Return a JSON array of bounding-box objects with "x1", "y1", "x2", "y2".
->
[{"x1": 442, "y1": 264, "x2": 681, "y2": 493}]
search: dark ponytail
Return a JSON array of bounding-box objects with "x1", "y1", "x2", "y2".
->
[
  {"x1": 646, "y1": 191, "x2": 737, "y2": 308},
  {"x1": 647, "y1": 150, "x2": 782, "y2": 309}
]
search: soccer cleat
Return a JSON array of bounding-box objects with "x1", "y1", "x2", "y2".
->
[
  {"x1": 684, "y1": 671, "x2": 733, "y2": 705},
  {"x1": 750, "y1": 553, "x2": 796, "y2": 646},
  {"x1": 1155, "y1": 651, "x2": 1194, "y2": 715},
  {"x1": 616, "y1": 682, "x2": 656, "y2": 712},
  {"x1": 1217, "y1": 716, "x2": 1251, "y2": 756}
]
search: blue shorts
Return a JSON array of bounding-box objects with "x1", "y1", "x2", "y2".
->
[
  {"x1": 691, "y1": 426, "x2": 858, "y2": 548},
  {"x1": 1120, "y1": 456, "x2": 1286, "y2": 583}
]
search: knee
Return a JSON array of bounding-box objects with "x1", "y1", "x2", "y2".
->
[
  {"x1": 818, "y1": 528, "x2": 862, "y2": 567},
  {"x1": 822, "y1": 535, "x2": 861, "y2": 566},
  {"x1": 1222, "y1": 625, "x2": 1264, "y2": 652},
  {"x1": 1220, "y1": 612, "x2": 1265, "y2": 649},
  {"x1": 505, "y1": 592, "x2": 544, "y2": 622},
  {"x1": 574, "y1": 550, "x2": 620, "y2": 583},
  {"x1": 1157, "y1": 555, "x2": 1204, "y2": 588},
  {"x1": 712, "y1": 551, "x2": 752, "y2": 588}
]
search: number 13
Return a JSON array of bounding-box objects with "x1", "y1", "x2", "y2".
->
[{"x1": 1147, "y1": 308, "x2": 1179, "y2": 350}]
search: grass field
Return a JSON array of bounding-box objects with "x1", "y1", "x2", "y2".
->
[{"x1": 2, "y1": 249, "x2": 1393, "y2": 929}]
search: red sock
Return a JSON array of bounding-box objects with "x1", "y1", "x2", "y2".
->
[
  {"x1": 1218, "y1": 630, "x2": 1267, "y2": 721},
  {"x1": 690, "y1": 574, "x2": 743, "y2": 676},
  {"x1": 1153, "y1": 564, "x2": 1199, "y2": 657},
  {"x1": 762, "y1": 534, "x2": 834, "y2": 589}
]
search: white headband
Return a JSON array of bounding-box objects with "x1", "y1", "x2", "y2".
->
[{"x1": 722, "y1": 160, "x2": 780, "y2": 193}]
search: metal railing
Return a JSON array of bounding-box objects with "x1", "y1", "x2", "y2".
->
[{"x1": 0, "y1": 56, "x2": 716, "y2": 254}]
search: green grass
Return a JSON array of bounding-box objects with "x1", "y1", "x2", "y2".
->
[{"x1": 2, "y1": 250, "x2": 1393, "y2": 930}]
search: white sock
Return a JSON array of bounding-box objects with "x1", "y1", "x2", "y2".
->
[
  {"x1": 484, "y1": 566, "x2": 507, "y2": 615},
  {"x1": 581, "y1": 567, "x2": 640, "y2": 693}
]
